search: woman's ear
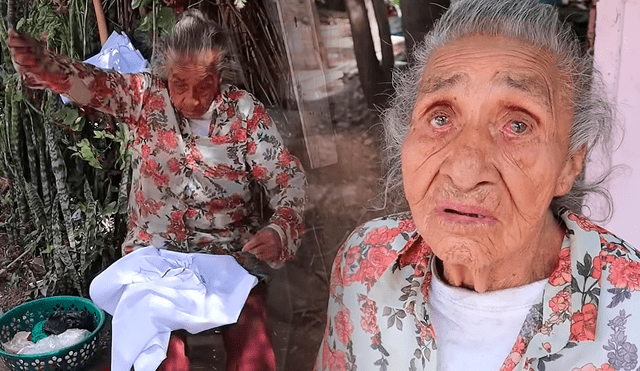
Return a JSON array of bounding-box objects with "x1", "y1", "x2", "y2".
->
[{"x1": 555, "y1": 145, "x2": 587, "y2": 197}]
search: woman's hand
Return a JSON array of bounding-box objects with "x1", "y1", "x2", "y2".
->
[
  {"x1": 6, "y1": 29, "x2": 46, "y2": 74},
  {"x1": 242, "y1": 228, "x2": 282, "y2": 262}
]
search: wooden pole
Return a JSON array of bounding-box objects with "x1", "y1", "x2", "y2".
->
[{"x1": 92, "y1": 0, "x2": 109, "y2": 45}]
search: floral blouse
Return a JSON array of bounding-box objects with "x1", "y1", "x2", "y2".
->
[
  {"x1": 315, "y1": 211, "x2": 640, "y2": 371},
  {"x1": 20, "y1": 50, "x2": 306, "y2": 270}
]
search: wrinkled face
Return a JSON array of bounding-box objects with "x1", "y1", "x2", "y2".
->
[
  {"x1": 167, "y1": 50, "x2": 220, "y2": 119},
  {"x1": 401, "y1": 35, "x2": 584, "y2": 270}
]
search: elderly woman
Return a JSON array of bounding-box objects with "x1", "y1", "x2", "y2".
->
[
  {"x1": 315, "y1": 1, "x2": 639, "y2": 370},
  {"x1": 8, "y1": 9, "x2": 305, "y2": 371}
]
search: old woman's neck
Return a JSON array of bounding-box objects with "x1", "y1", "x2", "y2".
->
[{"x1": 437, "y1": 212, "x2": 565, "y2": 293}]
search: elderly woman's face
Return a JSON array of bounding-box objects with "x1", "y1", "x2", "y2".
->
[
  {"x1": 402, "y1": 35, "x2": 584, "y2": 279},
  {"x1": 167, "y1": 50, "x2": 220, "y2": 119}
]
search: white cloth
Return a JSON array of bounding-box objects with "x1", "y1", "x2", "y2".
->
[
  {"x1": 89, "y1": 247, "x2": 258, "y2": 371},
  {"x1": 427, "y1": 266, "x2": 546, "y2": 371},
  {"x1": 61, "y1": 31, "x2": 147, "y2": 104}
]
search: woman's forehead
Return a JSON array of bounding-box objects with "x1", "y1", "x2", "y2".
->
[
  {"x1": 167, "y1": 50, "x2": 219, "y2": 75},
  {"x1": 420, "y1": 34, "x2": 569, "y2": 111}
]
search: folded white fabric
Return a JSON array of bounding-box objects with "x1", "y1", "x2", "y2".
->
[
  {"x1": 89, "y1": 247, "x2": 258, "y2": 371},
  {"x1": 61, "y1": 31, "x2": 148, "y2": 104}
]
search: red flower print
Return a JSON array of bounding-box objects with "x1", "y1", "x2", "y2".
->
[
  {"x1": 549, "y1": 248, "x2": 571, "y2": 286},
  {"x1": 333, "y1": 308, "x2": 354, "y2": 346},
  {"x1": 205, "y1": 164, "x2": 242, "y2": 181},
  {"x1": 140, "y1": 159, "x2": 160, "y2": 177},
  {"x1": 327, "y1": 348, "x2": 347, "y2": 371},
  {"x1": 359, "y1": 297, "x2": 379, "y2": 334},
  {"x1": 129, "y1": 75, "x2": 143, "y2": 104},
  {"x1": 371, "y1": 334, "x2": 381, "y2": 346},
  {"x1": 247, "y1": 105, "x2": 270, "y2": 132},
  {"x1": 278, "y1": 150, "x2": 293, "y2": 166},
  {"x1": 363, "y1": 226, "x2": 400, "y2": 247},
  {"x1": 137, "y1": 122, "x2": 150, "y2": 139},
  {"x1": 276, "y1": 172, "x2": 289, "y2": 188},
  {"x1": 366, "y1": 247, "x2": 397, "y2": 273},
  {"x1": 140, "y1": 159, "x2": 168, "y2": 186},
  {"x1": 349, "y1": 247, "x2": 396, "y2": 289},
  {"x1": 568, "y1": 213, "x2": 610, "y2": 234},
  {"x1": 231, "y1": 210, "x2": 244, "y2": 223},
  {"x1": 88, "y1": 74, "x2": 112, "y2": 107},
  {"x1": 549, "y1": 290, "x2": 571, "y2": 313},
  {"x1": 185, "y1": 208, "x2": 198, "y2": 219},
  {"x1": 601, "y1": 236, "x2": 627, "y2": 254},
  {"x1": 128, "y1": 211, "x2": 138, "y2": 231},
  {"x1": 146, "y1": 95, "x2": 165, "y2": 112},
  {"x1": 228, "y1": 90, "x2": 245, "y2": 101},
  {"x1": 226, "y1": 105, "x2": 236, "y2": 118},
  {"x1": 608, "y1": 257, "x2": 640, "y2": 291},
  {"x1": 571, "y1": 363, "x2": 615, "y2": 371},
  {"x1": 500, "y1": 359, "x2": 516, "y2": 371},
  {"x1": 157, "y1": 130, "x2": 178, "y2": 151},
  {"x1": 321, "y1": 341, "x2": 331, "y2": 370},
  {"x1": 165, "y1": 210, "x2": 188, "y2": 242},
  {"x1": 397, "y1": 218, "x2": 416, "y2": 233},
  {"x1": 141, "y1": 145, "x2": 151, "y2": 158},
  {"x1": 167, "y1": 158, "x2": 181, "y2": 174},
  {"x1": 416, "y1": 321, "x2": 433, "y2": 343},
  {"x1": 330, "y1": 252, "x2": 344, "y2": 295},
  {"x1": 185, "y1": 146, "x2": 203, "y2": 166},
  {"x1": 500, "y1": 336, "x2": 526, "y2": 371},
  {"x1": 210, "y1": 135, "x2": 228, "y2": 144},
  {"x1": 593, "y1": 256, "x2": 604, "y2": 280},
  {"x1": 511, "y1": 335, "x2": 526, "y2": 355},
  {"x1": 399, "y1": 237, "x2": 431, "y2": 268},
  {"x1": 137, "y1": 230, "x2": 152, "y2": 243},
  {"x1": 344, "y1": 246, "x2": 362, "y2": 266},
  {"x1": 135, "y1": 191, "x2": 163, "y2": 217},
  {"x1": 421, "y1": 272, "x2": 432, "y2": 298},
  {"x1": 570, "y1": 303, "x2": 598, "y2": 341},
  {"x1": 231, "y1": 121, "x2": 247, "y2": 141},
  {"x1": 252, "y1": 165, "x2": 269, "y2": 180},
  {"x1": 246, "y1": 141, "x2": 257, "y2": 155}
]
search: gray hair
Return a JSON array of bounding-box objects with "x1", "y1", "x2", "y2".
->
[
  {"x1": 382, "y1": 0, "x2": 616, "y2": 220},
  {"x1": 152, "y1": 8, "x2": 238, "y2": 84}
]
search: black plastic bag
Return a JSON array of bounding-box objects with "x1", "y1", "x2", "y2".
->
[{"x1": 42, "y1": 310, "x2": 95, "y2": 336}]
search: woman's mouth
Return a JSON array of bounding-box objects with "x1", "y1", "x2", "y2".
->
[{"x1": 436, "y1": 203, "x2": 497, "y2": 226}]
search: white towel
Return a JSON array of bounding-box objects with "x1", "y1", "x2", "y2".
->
[{"x1": 89, "y1": 247, "x2": 258, "y2": 371}]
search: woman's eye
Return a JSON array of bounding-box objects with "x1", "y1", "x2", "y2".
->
[
  {"x1": 509, "y1": 121, "x2": 528, "y2": 135},
  {"x1": 172, "y1": 82, "x2": 187, "y2": 92},
  {"x1": 430, "y1": 115, "x2": 449, "y2": 128},
  {"x1": 198, "y1": 84, "x2": 214, "y2": 92}
]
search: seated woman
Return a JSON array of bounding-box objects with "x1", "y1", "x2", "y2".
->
[
  {"x1": 315, "y1": 0, "x2": 638, "y2": 370},
  {"x1": 8, "y1": 9, "x2": 305, "y2": 371}
]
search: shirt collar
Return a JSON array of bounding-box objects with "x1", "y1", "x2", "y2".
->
[{"x1": 372, "y1": 210, "x2": 605, "y2": 358}]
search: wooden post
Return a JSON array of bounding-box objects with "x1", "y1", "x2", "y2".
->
[
  {"x1": 269, "y1": 0, "x2": 338, "y2": 169},
  {"x1": 93, "y1": 0, "x2": 109, "y2": 45}
]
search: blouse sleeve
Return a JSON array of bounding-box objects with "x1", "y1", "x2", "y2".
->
[
  {"x1": 314, "y1": 238, "x2": 356, "y2": 371},
  {"x1": 244, "y1": 96, "x2": 306, "y2": 266},
  {"x1": 18, "y1": 45, "x2": 147, "y2": 126}
]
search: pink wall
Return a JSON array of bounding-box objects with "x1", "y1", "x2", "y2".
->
[{"x1": 593, "y1": 0, "x2": 640, "y2": 246}]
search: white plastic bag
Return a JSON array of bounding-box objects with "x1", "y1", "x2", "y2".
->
[{"x1": 2, "y1": 329, "x2": 90, "y2": 355}]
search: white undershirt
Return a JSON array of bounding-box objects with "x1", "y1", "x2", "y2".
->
[
  {"x1": 428, "y1": 263, "x2": 546, "y2": 371},
  {"x1": 188, "y1": 102, "x2": 215, "y2": 137}
]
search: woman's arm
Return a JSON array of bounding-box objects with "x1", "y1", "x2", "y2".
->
[
  {"x1": 241, "y1": 96, "x2": 306, "y2": 267},
  {"x1": 7, "y1": 29, "x2": 146, "y2": 125}
]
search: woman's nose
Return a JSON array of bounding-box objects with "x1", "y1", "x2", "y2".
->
[
  {"x1": 185, "y1": 89, "x2": 200, "y2": 109},
  {"x1": 439, "y1": 127, "x2": 499, "y2": 192}
]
